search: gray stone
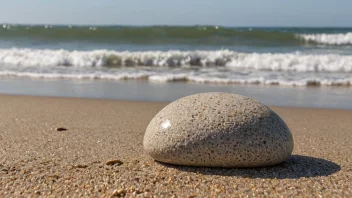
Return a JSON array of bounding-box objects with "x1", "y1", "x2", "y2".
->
[{"x1": 143, "y1": 92, "x2": 294, "y2": 168}]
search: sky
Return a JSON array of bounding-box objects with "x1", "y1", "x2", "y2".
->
[{"x1": 0, "y1": 0, "x2": 352, "y2": 27}]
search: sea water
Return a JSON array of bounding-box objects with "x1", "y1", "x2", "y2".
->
[{"x1": 1, "y1": 25, "x2": 352, "y2": 108}]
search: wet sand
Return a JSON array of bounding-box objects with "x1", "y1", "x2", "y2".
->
[{"x1": 0, "y1": 94, "x2": 351, "y2": 197}]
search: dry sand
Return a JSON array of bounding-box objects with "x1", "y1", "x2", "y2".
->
[{"x1": 0, "y1": 94, "x2": 351, "y2": 197}]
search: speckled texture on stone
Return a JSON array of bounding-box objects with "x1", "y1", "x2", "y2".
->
[{"x1": 144, "y1": 92, "x2": 294, "y2": 167}]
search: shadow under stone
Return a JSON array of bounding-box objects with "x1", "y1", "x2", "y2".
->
[{"x1": 157, "y1": 155, "x2": 341, "y2": 179}]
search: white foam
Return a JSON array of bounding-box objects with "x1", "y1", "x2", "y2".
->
[
  {"x1": 0, "y1": 70, "x2": 151, "y2": 80},
  {"x1": 225, "y1": 52, "x2": 352, "y2": 72},
  {"x1": 298, "y1": 32, "x2": 352, "y2": 45},
  {"x1": 0, "y1": 67, "x2": 351, "y2": 87},
  {"x1": 1, "y1": 48, "x2": 352, "y2": 86},
  {"x1": 1, "y1": 48, "x2": 352, "y2": 73}
]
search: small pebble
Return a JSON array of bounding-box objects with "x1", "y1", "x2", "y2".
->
[
  {"x1": 105, "y1": 159, "x2": 123, "y2": 166},
  {"x1": 56, "y1": 127, "x2": 67, "y2": 131},
  {"x1": 110, "y1": 189, "x2": 126, "y2": 197},
  {"x1": 74, "y1": 164, "x2": 88, "y2": 168}
]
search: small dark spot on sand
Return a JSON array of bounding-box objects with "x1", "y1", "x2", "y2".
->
[
  {"x1": 74, "y1": 164, "x2": 88, "y2": 169},
  {"x1": 56, "y1": 127, "x2": 67, "y2": 131}
]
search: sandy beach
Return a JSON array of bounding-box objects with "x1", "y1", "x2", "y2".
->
[{"x1": 0, "y1": 94, "x2": 351, "y2": 197}]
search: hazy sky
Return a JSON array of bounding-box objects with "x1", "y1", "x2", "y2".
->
[{"x1": 1, "y1": 0, "x2": 351, "y2": 27}]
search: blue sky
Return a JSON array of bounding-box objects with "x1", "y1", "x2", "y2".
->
[{"x1": 1, "y1": 0, "x2": 352, "y2": 27}]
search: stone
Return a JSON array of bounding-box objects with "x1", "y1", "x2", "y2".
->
[
  {"x1": 143, "y1": 92, "x2": 294, "y2": 168},
  {"x1": 105, "y1": 159, "x2": 123, "y2": 166}
]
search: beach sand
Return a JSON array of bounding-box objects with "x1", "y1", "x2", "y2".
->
[{"x1": 0, "y1": 94, "x2": 351, "y2": 197}]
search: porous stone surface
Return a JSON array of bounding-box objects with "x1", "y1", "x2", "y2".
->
[{"x1": 143, "y1": 92, "x2": 294, "y2": 168}]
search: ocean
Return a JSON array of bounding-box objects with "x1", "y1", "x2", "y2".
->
[{"x1": 1, "y1": 24, "x2": 352, "y2": 108}]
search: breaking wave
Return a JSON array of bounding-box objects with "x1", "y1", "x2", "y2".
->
[
  {"x1": 1, "y1": 48, "x2": 352, "y2": 72},
  {"x1": 298, "y1": 32, "x2": 352, "y2": 45},
  {"x1": 1, "y1": 48, "x2": 352, "y2": 86}
]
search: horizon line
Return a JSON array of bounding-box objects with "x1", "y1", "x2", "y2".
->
[{"x1": 1, "y1": 22, "x2": 352, "y2": 28}]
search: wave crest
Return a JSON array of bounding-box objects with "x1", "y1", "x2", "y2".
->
[
  {"x1": 1, "y1": 48, "x2": 352, "y2": 87},
  {"x1": 298, "y1": 32, "x2": 352, "y2": 45},
  {"x1": 1, "y1": 48, "x2": 352, "y2": 72}
]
